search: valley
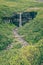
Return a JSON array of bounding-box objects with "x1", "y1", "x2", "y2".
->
[{"x1": 0, "y1": 0, "x2": 43, "y2": 65}]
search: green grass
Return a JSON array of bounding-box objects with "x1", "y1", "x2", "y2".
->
[
  {"x1": 18, "y1": 9, "x2": 43, "y2": 44},
  {"x1": 0, "y1": 23, "x2": 16, "y2": 50},
  {"x1": 0, "y1": 43, "x2": 42, "y2": 65},
  {"x1": 0, "y1": 0, "x2": 43, "y2": 13},
  {"x1": 0, "y1": 0, "x2": 43, "y2": 65}
]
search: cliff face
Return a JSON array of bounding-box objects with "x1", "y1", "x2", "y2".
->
[{"x1": 2, "y1": 12, "x2": 37, "y2": 26}]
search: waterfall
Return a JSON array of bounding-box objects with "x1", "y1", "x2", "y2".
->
[{"x1": 19, "y1": 13, "x2": 22, "y2": 27}]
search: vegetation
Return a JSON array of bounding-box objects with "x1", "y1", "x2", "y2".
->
[
  {"x1": 18, "y1": 10, "x2": 43, "y2": 44},
  {"x1": 0, "y1": 0, "x2": 43, "y2": 65},
  {"x1": 0, "y1": 43, "x2": 42, "y2": 65},
  {"x1": 0, "y1": 23, "x2": 16, "y2": 50}
]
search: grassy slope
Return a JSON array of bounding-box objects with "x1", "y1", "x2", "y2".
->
[
  {"x1": 0, "y1": 40, "x2": 43, "y2": 65},
  {"x1": 0, "y1": 0, "x2": 16, "y2": 50},
  {"x1": 18, "y1": 9, "x2": 43, "y2": 44},
  {"x1": 0, "y1": 0, "x2": 43, "y2": 13},
  {"x1": 0, "y1": 0, "x2": 43, "y2": 65},
  {"x1": 0, "y1": 39, "x2": 43, "y2": 65},
  {"x1": 0, "y1": 23, "x2": 16, "y2": 50}
]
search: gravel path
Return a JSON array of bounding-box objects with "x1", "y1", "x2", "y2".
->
[
  {"x1": 6, "y1": 28, "x2": 28, "y2": 50},
  {"x1": 41, "y1": 63, "x2": 43, "y2": 65},
  {"x1": 36, "y1": 0, "x2": 43, "y2": 2},
  {"x1": 13, "y1": 28, "x2": 28, "y2": 48}
]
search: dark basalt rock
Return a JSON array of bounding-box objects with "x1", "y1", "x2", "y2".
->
[
  {"x1": 21, "y1": 12, "x2": 37, "y2": 25},
  {"x1": 2, "y1": 11, "x2": 37, "y2": 27}
]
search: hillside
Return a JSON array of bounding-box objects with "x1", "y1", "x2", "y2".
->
[
  {"x1": 18, "y1": 9, "x2": 43, "y2": 44},
  {"x1": 0, "y1": 0, "x2": 43, "y2": 65}
]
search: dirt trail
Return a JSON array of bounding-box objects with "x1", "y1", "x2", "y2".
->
[
  {"x1": 13, "y1": 28, "x2": 28, "y2": 47},
  {"x1": 35, "y1": 0, "x2": 43, "y2": 2},
  {"x1": 41, "y1": 63, "x2": 43, "y2": 65},
  {"x1": 6, "y1": 28, "x2": 28, "y2": 50}
]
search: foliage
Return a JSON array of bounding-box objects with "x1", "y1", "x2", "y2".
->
[
  {"x1": 18, "y1": 10, "x2": 43, "y2": 44},
  {"x1": 0, "y1": 23, "x2": 15, "y2": 50},
  {"x1": 0, "y1": 0, "x2": 43, "y2": 65},
  {"x1": 0, "y1": 44, "x2": 41, "y2": 65}
]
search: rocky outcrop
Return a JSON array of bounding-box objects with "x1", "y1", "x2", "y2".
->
[{"x1": 2, "y1": 11, "x2": 37, "y2": 26}]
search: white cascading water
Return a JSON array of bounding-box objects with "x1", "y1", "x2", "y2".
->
[{"x1": 19, "y1": 13, "x2": 22, "y2": 27}]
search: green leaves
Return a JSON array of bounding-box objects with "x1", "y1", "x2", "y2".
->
[
  {"x1": 0, "y1": 23, "x2": 15, "y2": 50},
  {"x1": 18, "y1": 11, "x2": 43, "y2": 44}
]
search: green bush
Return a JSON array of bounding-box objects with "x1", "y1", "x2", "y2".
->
[
  {"x1": 0, "y1": 23, "x2": 15, "y2": 50},
  {"x1": 0, "y1": 45, "x2": 41, "y2": 65},
  {"x1": 36, "y1": 39, "x2": 43, "y2": 63},
  {"x1": 18, "y1": 11, "x2": 43, "y2": 44}
]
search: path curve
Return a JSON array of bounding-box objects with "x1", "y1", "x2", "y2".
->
[
  {"x1": 13, "y1": 28, "x2": 28, "y2": 48},
  {"x1": 6, "y1": 28, "x2": 28, "y2": 50}
]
